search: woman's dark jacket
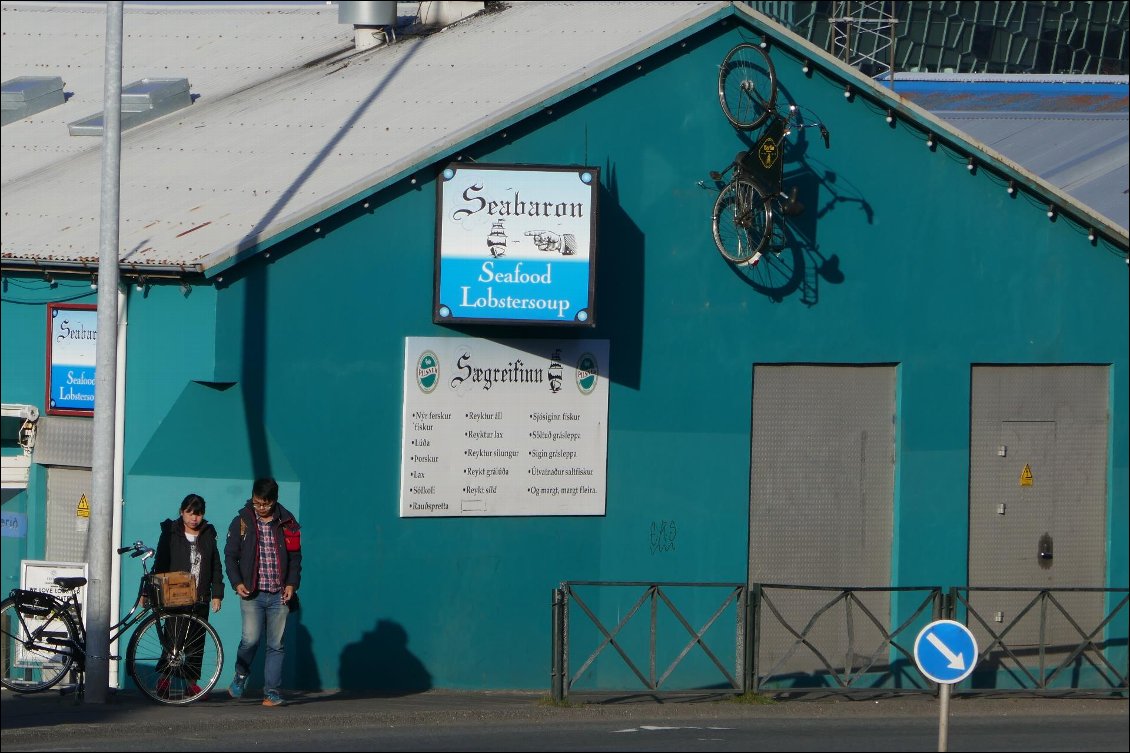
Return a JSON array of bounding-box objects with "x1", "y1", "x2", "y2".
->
[{"x1": 155, "y1": 518, "x2": 225, "y2": 603}]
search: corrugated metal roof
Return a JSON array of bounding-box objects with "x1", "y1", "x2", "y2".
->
[
  {"x1": 2, "y1": 2, "x2": 1126, "y2": 277},
  {"x1": 1, "y1": 0, "x2": 729, "y2": 275},
  {"x1": 1, "y1": 1, "x2": 353, "y2": 184},
  {"x1": 895, "y1": 76, "x2": 1129, "y2": 231}
]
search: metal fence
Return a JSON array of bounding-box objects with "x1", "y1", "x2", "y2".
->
[
  {"x1": 956, "y1": 586, "x2": 1129, "y2": 694},
  {"x1": 551, "y1": 581, "x2": 747, "y2": 702},
  {"x1": 551, "y1": 581, "x2": 1129, "y2": 701}
]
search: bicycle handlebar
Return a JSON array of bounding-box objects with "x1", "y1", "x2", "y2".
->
[{"x1": 116, "y1": 541, "x2": 155, "y2": 559}]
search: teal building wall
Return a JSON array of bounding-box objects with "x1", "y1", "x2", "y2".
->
[{"x1": 2, "y1": 17, "x2": 1126, "y2": 692}]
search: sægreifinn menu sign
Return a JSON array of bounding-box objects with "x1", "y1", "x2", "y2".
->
[
  {"x1": 400, "y1": 337, "x2": 609, "y2": 517},
  {"x1": 46, "y1": 303, "x2": 97, "y2": 416},
  {"x1": 434, "y1": 163, "x2": 599, "y2": 326}
]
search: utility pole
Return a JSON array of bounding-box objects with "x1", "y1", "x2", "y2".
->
[{"x1": 85, "y1": 0, "x2": 123, "y2": 704}]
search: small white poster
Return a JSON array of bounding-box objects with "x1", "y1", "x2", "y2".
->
[
  {"x1": 18, "y1": 560, "x2": 89, "y2": 667},
  {"x1": 401, "y1": 337, "x2": 609, "y2": 517}
]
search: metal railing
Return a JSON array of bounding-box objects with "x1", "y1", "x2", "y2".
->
[
  {"x1": 955, "y1": 587, "x2": 1129, "y2": 694},
  {"x1": 750, "y1": 584, "x2": 943, "y2": 694},
  {"x1": 551, "y1": 581, "x2": 746, "y2": 702},
  {"x1": 551, "y1": 582, "x2": 1129, "y2": 700}
]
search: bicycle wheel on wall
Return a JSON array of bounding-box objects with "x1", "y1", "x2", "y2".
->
[
  {"x1": 127, "y1": 611, "x2": 223, "y2": 705},
  {"x1": 0, "y1": 596, "x2": 78, "y2": 692},
  {"x1": 712, "y1": 179, "x2": 774, "y2": 265},
  {"x1": 719, "y1": 42, "x2": 777, "y2": 130}
]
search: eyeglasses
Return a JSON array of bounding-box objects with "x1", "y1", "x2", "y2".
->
[{"x1": 251, "y1": 498, "x2": 275, "y2": 509}]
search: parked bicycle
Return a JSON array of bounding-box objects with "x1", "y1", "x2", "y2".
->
[
  {"x1": 710, "y1": 42, "x2": 830, "y2": 266},
  {"x1": 0, "y1": 541, "x2": 223, "y2": 704}
]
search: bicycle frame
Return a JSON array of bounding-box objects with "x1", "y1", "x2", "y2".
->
[
  {"x1": 717, "y1": 109, "x2": 829, "y2": 193},
  {"x1": 3, "y1": 541, "x2": 223, "y2": 703},
  {"x1": 8, "y1": 545, "x2": 156, "y2": 673}
]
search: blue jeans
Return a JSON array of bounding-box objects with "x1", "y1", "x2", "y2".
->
[{"x1": 235, "y1": 590, "x2": 288, "y2": 693}]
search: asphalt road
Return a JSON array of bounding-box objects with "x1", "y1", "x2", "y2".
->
[{"x1": 2, "y1": 689, "x2": 1127, "y2": 752}]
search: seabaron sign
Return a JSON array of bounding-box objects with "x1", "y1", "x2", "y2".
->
[
  {"x1": 46, "y1": 303, "x2": 98, "y2": 416},
  {"x1": 434, "y1": 164, "x2": 599, "y2": 326}
]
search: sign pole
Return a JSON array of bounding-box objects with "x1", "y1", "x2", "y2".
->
[
  {"x1": 85, "y1": 0, "x2": 124, "y2": 704},
  {"x1": 937, "y1": 681, "x2": 950, "y2": 752},
  {"x1": 914, "y1": 619, "x2": 978, "y2": 753}
]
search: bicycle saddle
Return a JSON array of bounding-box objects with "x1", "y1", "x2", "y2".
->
[{"x1": 53, "y1": 577, "x2": 88, "y2": 590}]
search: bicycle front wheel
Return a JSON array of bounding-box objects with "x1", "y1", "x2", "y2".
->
[
  {"x1": 127, "y1": 610, "x2": 223, "y2": 705},
  {"x1": 712, "y1": 179, "x2": 774, "y2": 265},
  {"x1": 719, "y1": 42, "x2": 777, "y2": 130},
  {"x1": 0, "y1": 596, "x2": 78, "y2": 692}
]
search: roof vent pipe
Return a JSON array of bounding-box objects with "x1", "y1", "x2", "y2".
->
[
  {"x1": 418, "y1": 2, "x2": 486, "y2": 28},
  {"x1": 338, "y1": 1, "x2": 397, "y2": 51}
]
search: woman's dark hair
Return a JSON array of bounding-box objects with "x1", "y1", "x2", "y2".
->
[{"x1": 180, "y1": 493, "x2": 206, "y2": 515}]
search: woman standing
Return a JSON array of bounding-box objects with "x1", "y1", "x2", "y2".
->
[{"x1": 154, "y1": 493, "x2": 224, "y2": 699}]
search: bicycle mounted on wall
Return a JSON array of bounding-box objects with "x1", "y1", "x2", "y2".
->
[{"x1": 710, "y1": 42, "x2": 831, "y2": 267}]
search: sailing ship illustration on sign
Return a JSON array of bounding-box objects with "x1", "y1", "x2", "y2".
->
[{"x1": 487, "y1": 219, "x2": 507, "y2": 257}]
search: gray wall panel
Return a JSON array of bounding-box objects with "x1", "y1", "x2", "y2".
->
[
  {"x1": 750, "y1": 365, "x2": 896, "y2": 680},
  {"x1": 45, "y1": 467, "x2": 91, "y2": 563},
  {"x1": 969, "y1": 365, "x2": 1109, "y2": 652},
  {"x1": 32, "y1": 416, "x2": 93, "y2": 469}
]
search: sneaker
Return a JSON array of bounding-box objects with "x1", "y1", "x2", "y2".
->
[
  {"x1": 262, "y1": 690, "x2": 286, "y2": 707},
  {"x1": 228, "y1": 673, "x2": 247, "y2": 699},
  {"x1": 187, "y1": 683, "x2": 209, "y2": 701},
  {"x1": 155, "y1": 678, "x2": 170, "y2": 699}
]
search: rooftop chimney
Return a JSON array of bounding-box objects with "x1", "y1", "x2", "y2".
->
[{"x1": 338, "y1": 1, "x2": 398, "y2": 51}]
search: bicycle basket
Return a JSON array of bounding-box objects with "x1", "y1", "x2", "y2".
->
[{"x1": 148, "y1": 572, "x2": 197, "y2": 609}]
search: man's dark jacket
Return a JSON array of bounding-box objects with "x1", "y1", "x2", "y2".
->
[{"x1": 224, "y1": 501, "x2": 302, "y2": 594}]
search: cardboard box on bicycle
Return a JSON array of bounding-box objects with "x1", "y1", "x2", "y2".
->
[{"x1": 148, "y1": 571, "x2": 196, "y2": 608}]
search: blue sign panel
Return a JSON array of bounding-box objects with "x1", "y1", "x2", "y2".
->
[
  {"x1": 47, "y1": 303, "x2": 98, "y2": 415},
  {"x1": 1, "y1": 511, "x2": 28, "y2": 538},
  {"x1": 434, "y1": 164, "x2": 599, "y2": 326},
  {"x1": 914, "y1": 619, "x2": 979, "y2": 684}
]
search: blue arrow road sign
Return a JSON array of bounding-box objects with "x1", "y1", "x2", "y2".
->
[{"x1": 914, "y1": 619, "x2": 979, "y2": 684}]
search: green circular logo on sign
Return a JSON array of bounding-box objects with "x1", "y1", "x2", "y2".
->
[
  {"x1": 416, "y1": 351, "x2": 439, "y2": 393},
  {"x1": 575, "y1": 353, "x2": 598, "y2": 394}
]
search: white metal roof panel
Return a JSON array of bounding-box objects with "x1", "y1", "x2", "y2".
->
[
  {"x1": 1, "y1": 1, "x2": 727, "y2": 275},
  {"x1": 1, "y1": 1, "x2": 353, "y2": 184},
  {"x1": 4, "y1": 2, "x2": 1125, "y2": 276}
]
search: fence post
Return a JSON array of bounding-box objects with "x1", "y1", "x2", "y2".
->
[
  {"x1": 551, "y1": 587, "x2": 564, "y2": 702},
  {"x1": 749, "y1": 583, "x2": 761, "y2": 694}
]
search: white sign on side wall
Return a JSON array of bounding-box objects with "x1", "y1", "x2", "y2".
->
[
  {"x1": 20, "y1": 560, "x2": 89, "y2": 624},
  {"x1": 400, "y1": 337, "x2": 609, "y2": 517},
  {"x1": 18, "y1": 560, "x2": 89, "y2": 666}
]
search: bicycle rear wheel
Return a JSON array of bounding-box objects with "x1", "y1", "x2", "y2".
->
[
  {"x1": 0, "y1": 595, "x2": 78, "y2": 692},
  {"x1": 719, "y1": 42, "x2": 777, "y2": 130},
  {"x1": 712, "y1": 179, "x2": 774, "y2": 265},
  {"x1": 127, "y1": 610, "x2": 223, "y2": 705}
]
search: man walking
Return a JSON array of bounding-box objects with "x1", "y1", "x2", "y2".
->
[{"x1": 224, "y1": 477, "x2": 302, "y2": 707}]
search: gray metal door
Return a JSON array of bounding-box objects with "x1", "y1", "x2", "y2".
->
[
  {"x1": 45, "y1": 467, "x2": 92, "y2": 562},
  {"x1": 749, "y1": 365, "x2": 896, "y2": 680},
  {"x1": 968, "y1": 365, "x2": 1109, "y2": 661},
  {"x1": 32, "y1": 415, "x2": 94, "y2": 563}
]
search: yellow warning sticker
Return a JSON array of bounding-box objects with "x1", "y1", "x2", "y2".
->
[
  {"x1": 1019, "y1": 464, "x2": 1034, "y2": 487},
  {"x1": 77, "y1": 494, "x2": 90, "y2": 518}
]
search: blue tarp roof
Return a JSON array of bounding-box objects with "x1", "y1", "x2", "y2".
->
[{"x1": 896, "y1": 76, "x2": 1129, "y2": 231}]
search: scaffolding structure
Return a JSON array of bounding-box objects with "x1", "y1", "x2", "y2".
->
[{"x1": 747, "y1": 1, "x2": 1129, "y2": 76}]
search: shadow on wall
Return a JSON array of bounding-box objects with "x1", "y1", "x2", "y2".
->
[
  {"x1": 290, "y1": 606, "x2": 324, "y2": 691},
  {"x1": 339, "y1": 618, "x2": 432, "y2": 694}
]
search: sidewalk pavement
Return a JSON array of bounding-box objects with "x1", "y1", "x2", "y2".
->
[{"x1": 3, "y1": 686, "x2": 1127, "y2": 743}]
